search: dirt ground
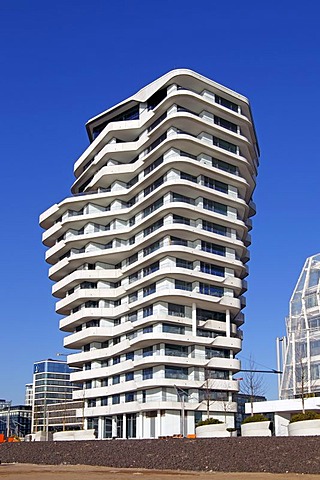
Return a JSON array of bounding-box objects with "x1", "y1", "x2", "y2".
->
[{"x1": 0, "y1": 465, "x2": 320, "y2": 480}]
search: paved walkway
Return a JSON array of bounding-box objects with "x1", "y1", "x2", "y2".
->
[{"x1": 0, "y1": 464, "x2": 320, "y2": 480}]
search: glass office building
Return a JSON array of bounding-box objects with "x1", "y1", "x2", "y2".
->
[{"x1": 32, "y1": 359, "x2": 79, "y2": 432}]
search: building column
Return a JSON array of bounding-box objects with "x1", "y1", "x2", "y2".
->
[
  {"x1": 136, "y1": 412, "x2": 143, "y2": 439},
  {"x1": 156, "y1": 409, "x2": 161, "y2": 438},
  {"x1": 192, "y1": 303, "x2": 197, "y2": 336},
  {"x1": 226, "y1": 309, "x2": 231, "y2": 337},
  {"x1": 98, "y1": 416, "x2": 104, "y2": 439},
  {"x1": 122, "y1": 413, "x2": 127, "y2": 439},
  {"x1": 112, "y1": 416, "x2": 117, "y2": 438}
]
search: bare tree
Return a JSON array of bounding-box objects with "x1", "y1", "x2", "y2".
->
[
  {"x1": 198, "y1": 369, "x2": 225, "y2": 420},
  {"x1": 240, "y1": 354, "x2": 266, "y2": 416},
  {"x1": 294, "y1": 335, "x2": 315, "y2": 415},
  {"x1": 201, "y1": 376, "x2": 215, "y2": 419}
]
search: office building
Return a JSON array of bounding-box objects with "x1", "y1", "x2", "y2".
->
[
  {"x1": 31, "y1": 359, "x2": 79, "y2": 432},
  {"x1": 25, "y1": 383, "x2": 33, "y2": 407},
  {"x1": 0, "y1": 402, "x2": 32, "y2": 438},
  {"x1": 47, "y1": 400, "x2": 83, "y2": 432},
  {"x1": 40, "y1": 69, "x2": 259, "y2": 438}
]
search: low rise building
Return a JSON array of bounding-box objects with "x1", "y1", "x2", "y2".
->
[{"x1": 0, "y1": 403, "x2": 32, "y2": 438}]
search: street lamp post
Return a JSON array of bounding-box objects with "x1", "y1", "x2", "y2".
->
[{"x1": 174, "y1": 385, "x2": 188, "y2": 437}]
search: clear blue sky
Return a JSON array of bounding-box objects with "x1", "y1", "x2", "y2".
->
[{"x1": 1, "y1": 0, "x2": 320, "y2": 403}]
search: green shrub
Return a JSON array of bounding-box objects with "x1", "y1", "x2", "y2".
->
[
  {"x1": 226, "y1": 427, "x2": 237, "y2": 432},
  {"x1": 290, "y1": 411, "x2": 320, "y2": 423},
  {"x1": 196, "y1": 417, "x2": 223, "y2": 427},
  {"x1": 242, "y1": 414, "x2": 269, "y2": 424}
]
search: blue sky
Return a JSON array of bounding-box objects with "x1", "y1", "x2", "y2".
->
[{"x1": 1, "y1": 0, "x2": 320, "y2": 403}]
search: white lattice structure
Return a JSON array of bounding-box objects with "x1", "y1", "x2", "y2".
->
[
  {"x1": 280, "y1": 254, "x2": 320, "y2": 399},
  {"x1": 40, "y1": 69, "x2": 259, "y2": 438}
]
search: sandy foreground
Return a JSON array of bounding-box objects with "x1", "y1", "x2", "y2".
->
[{"x1": 0, "y1": 464, "x2": 320, "y2": 480}]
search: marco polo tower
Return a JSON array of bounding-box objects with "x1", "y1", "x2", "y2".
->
[{"x1": 40, "y1": 69, "x2": 259, "y2": 439}]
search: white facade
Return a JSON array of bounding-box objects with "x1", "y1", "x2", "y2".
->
[
  {"x1": 40, "y1": 69, "x2": 259, "y2": 439},
  {"x1": 25, "y1": 383, "x2": 33, "y2": 407},
  {"x1": 245, "y1": 397, "x2": 320, "y2": 436}
]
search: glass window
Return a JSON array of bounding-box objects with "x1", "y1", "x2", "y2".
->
[
  {"x1": 143, "y1": 283, "x2": 156, "y2": 297},
  {"x1": 113, "y1": 356, "x2": 120, "y2": 365},
  {"x1": 125, "y1": 371, "x2": 134, "y2": 381},
  {"x1": 203, "y1": 176, "x2": 228, "y2": 194},
  {"x1": 143, "y1": 305, "x2": 153, "y2": 318},
  {"x1": 165, "y1": 366, "x2": 188, "y2": 379},
  {"x1": 112, "y1": 394, "x2": 120, "y2": 405},
  {"x1": 143, "y1": 262, "x2": 159, "y2": 276},
  {"x1": 165, "y1": 344, "x2": 188, "y2": 357},
  {"x1": 176, "y1": 258, "x2": 193, "y2": 270},
  {"x1": 127, "y1": 331, "x2": 137, "y2": 341},
  {"x1": 213, "y1": 136, "x2": 237, "y2": 154},
  {"x1": 199, "y1": 389, "x2": 228, "y2": 401},
  {"x1": 200, "y1": 261, "x2": 224, "y2": 277},
  {"x1": 112, "y1": 375, "x2": 120, "y2": 385},
  {"x1": 172, "y1": 214, "x2": 190, "y2": 225},
  {"x1": 129, "y1": 291, "x2": 138, "y2": 303},
  {"x1": 215, "y1": 94, "x2": 238, "y2": 112},
  {"x1": 202, "y1": 220, "x2": 227, "y2": 237},
  {"x1": 175, "y1": 279, "x2": 192, "y2": 291},
  {"x1": 144, "y1": 156, "x2": 163, "y2": 176},
  {"x1": 143, "y1": 240, "x2": 161, "y2": 257},
  {"x1": 212, "y1": 158, "x2": 238, "y2": 175},
  {"x1": 144, "y1": 176, "x2": 164, "y2": 196},
  {"x1": 85, "y1": 300, "x2": 99, "y2": 308},
  {"x1": 143, "y1": 325, "x2": 153, "y2": 333},
  {"x1": 144, "y1": 219, "x2": 163, "y2": 237},
  {"x1": 126, "y1": 352, "x2": 134, "y2": 361},
  {"x1": 203, "y1": 198, "x2": 228, "y2": 216},
  {"x1": 170, "y1": 236, "x2": 188, "y2": 246},
  {"x1": 214, "y1": 115, "x2": 237, "y2": 133},
  {"x1": 92, "y1": 106, "x2": 140, "y2": 138},
  {"x1": 163, "y1": 323, "x2": 185, "y2": 335},
  {"x1": 142, "y1": 368, "x2": 153, "y2": 380},
  {"x1": 129, "y1": 311, "x2": 137, "y2": 322},
  {"x1": 172, "y1": 193, "x2": 195, "y2": 205},
  {"x1": 128, "y1": 253, "x2": 138, "y2": 265},
  {"x1": 147, "y1": 88, "x2": 167, "y2": 110},
  {"x1": 180, "y1": 172, "x2": 197, "y2": 183},
  {"x1": 143, "y1": 197, "x2": 163, "y2": 218},
  {"x1": 197, "y1": 308, "x2": 225, "y2": 322},
  {"x1": 197, "y1": 328, "x2": 217, "y2": 338},
  {"x1": 143, "y1": 346, "x2": 153, "y2": 357},
  {"x1": 205, "y1": 347, "x2": 230, "y2": 359},
  {"x1": 81, "y1": 281, "x2": 97, "y2": 289},
  {"x1": 168, "y1": 303, "x2": 185, "y2": 317},
  {"x1": 199, "y1": 282, "x2": 224, "y2": 297},
  {"x1": 201, "y1": 241, "x2": 225, "y2": 256},
  {"x1": 206, "y1": 369, "x2": 229, "y2": 380},
  {"x1": 148, "y1": 112, "x2": 167, "y2": 132},
  {"x1": 125, "y1": 392, "x2": 135, "y2": 402}
]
